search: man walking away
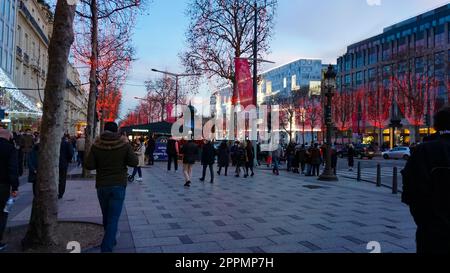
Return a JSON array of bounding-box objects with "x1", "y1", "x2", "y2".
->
[
  {"x1": 402, "y1": 106, "x2": 450, "y2": 254},
  {"x1": 181, "y1": 139, "x2": 198, "y2": 187},
  {"x1": 0, "y1": 128, "x2": 19, "y2": 251},
  {"x1": 310, "y1": 143, "x2": 322, "y2": 177},
  {"x1": 200, "y1": 139, "x2": 215, "y2": 183},
  {"x1": 85, "y1": 122, "x2": 138, "y2": 253},
  {"x1": 146, "y1": 135, "x2": 156, "y2": 166},
  {"x1": 59, "y1": 134, "x2": 74, "y2": 199},
  {"x1": 245, "y1": 140, "x2": 255, "y2": 178},
  {"x1": 230, "y1": 141, "x2": 239, "y2": 168},
  {"x1": 167, "y1": 137, "x2": 179, "y2": 172},
  {"x1": 296, "y1": 144, "x2": 307, "y2": 175},
  {"x1": 217, "y1": 141, "x2": 230, "y2": 176},
  {"x1": 20, "y1": 129, "x2": 34, "y2": 170},
  {"x1": 272, "y1": 144, "x2": 282, "y2": 176},
  {"x1": 235, "y1": 142, "x2": 247, "y2": 177},
  {"x1": 76, "y1": 134, "x2": 85, "y2": 167}
]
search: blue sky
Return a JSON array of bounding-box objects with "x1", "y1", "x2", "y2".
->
[{"x1": 120, "y1": 0, "x2": 450, "y2": 117}]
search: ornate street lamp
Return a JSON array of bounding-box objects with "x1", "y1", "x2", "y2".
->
[{"x1": 319, "y1": 65, "x2": 339, "y2": 182}]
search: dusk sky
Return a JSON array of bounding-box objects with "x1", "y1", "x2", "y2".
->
[{"x1": 117, "y1": 0, "x2": 450, "y2": 118}]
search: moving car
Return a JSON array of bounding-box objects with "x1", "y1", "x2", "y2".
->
[{"x1": 382, "y1": 147, "x2": 411, "y2": 160}]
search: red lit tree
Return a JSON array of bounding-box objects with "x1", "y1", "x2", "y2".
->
[
  {"x1": 304, "y1": 96, "x2": 323, "y2": 143},
  {"x1": 394, "y1": 73, "x2": 438, "y2": 141},
  {"x1": 333, "y1": 89, "x2": 355, "y2": 143}
]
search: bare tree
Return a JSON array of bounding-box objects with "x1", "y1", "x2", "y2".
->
[
  {"x1": 75, "y1": 0, "x2": 145, "y2": 177},
  {"x1": 22, "y1": 0, "x2": 76, "y2": 248},
  {"x1": 181, "y1": 0, "x2": 277, "y2": 91}
]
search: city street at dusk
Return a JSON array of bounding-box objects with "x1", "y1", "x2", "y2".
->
[{"x1": 1, "y1": 0, "x2": 450, "y2": 268}]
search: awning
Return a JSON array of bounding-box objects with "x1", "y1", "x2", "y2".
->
[{"x1": 0, "y1": 68, "x2": 42, "y2": 115}]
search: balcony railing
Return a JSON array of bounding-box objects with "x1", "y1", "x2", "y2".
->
[
  {"x1": 23, "y1": 53, "x2": 30, "y2": 64},
  {"x1": 16, "y1": 46, "x2": 23, "y2": 61}
]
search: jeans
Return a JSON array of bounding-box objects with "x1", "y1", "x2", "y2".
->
[
  {"x1": 273, "y1": 157, "x2": 280, "y2": 171},
  {"x1": 97, "y1": 186, "x2": 126, "y2": 253},
  {"x1": 59, "y1": 167, "x2": 68, "y2": 198},
  {"x1": 77, "y1": 151, "x2": 84, "y2": 167},
  {"x1": 131, "y1": 167, "x2": 142, "y2": 178},
  {"x1": 168, "y1": 154, "x2": 178, "y2": 171},
  {"x1": 0, "y1": 184, "x2": 11, "y2": 242},
  {"x1": 201, "y1": 164, "x2": 214, "y2": 182},
  {"x1": 311, "y1": 164, "x2": 320, "y2": 176}
]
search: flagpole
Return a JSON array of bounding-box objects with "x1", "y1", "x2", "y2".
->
[{"x1": 253, "y1": 0, "x2": 259, "y2": 167}]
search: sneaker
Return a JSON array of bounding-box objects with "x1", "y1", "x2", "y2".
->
[
  {"x1": 136, "y1": 178, "x2": 143, "y2": 182},
  {"x1": 0, "y1": 243, "x2": 7, "y2": 252},
  {"x1": 251, "y1": 173, "x2": 254, "y2": 177},
  {"x1": 199, "y1": 178, "x2": 205, "y2": 182},
  {"x1": 184, "y1": 181, "x2": 191, "y2": 187}
]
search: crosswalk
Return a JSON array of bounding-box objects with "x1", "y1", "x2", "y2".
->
[{"x1": 337, "y1": 167, "x2": 403, "y2": 191}]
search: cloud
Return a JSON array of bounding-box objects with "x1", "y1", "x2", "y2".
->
[{"x1": 367, "y1": 0, "x2": 382, "y2": 6}]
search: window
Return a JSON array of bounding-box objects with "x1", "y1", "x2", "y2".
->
[
  {"x1": 283, "y1": 77, "x2": 287, "y2": 88},
  {"x1": 291, "y1": 75, "x2": 297, "y2": 90},
  {"x1": 356, "y1": 72, "x2": 363, "y2": 86}
]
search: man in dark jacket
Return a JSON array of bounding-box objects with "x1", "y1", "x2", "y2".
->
[
  {"x1": 58, "y1": 135, "x2": 74, "y2": 199},
  {"x1": 200, "y1": 139, "x2": 215, "y2": 183},
  {"x1": 402, "y1": 106, "x2": 450, "y2": 254},
  {"x1": 85, "y1": 122, "x2": 138, "y2": 253},
  {"x1": 166, "y1": 137, "x2": 179, "y2": 171},
  {"x1": 146, "y1": 135, "x2": 156, "y2": 166},
  {"x1": 181, "y1": 140, "x2": 198, "y2": 187},
  {"x1": 0, "y1": 128, "x2": 19, "y2": 251}
]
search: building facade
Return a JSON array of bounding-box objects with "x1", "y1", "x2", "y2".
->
[
  {"x1": 65, "y1": 63, "x2": 88, "y2": 136},
  {"x1": 337, "y1": 4, "x2": 450, "y2": 147}
]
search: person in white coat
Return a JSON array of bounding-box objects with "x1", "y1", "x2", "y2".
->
[{"x1": 129, "y1": 138, "x2": 145, "y2": 183}]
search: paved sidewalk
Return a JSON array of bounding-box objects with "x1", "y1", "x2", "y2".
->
[{"x1": 8, "y1": 163, "x2": 417, "y2": 253}]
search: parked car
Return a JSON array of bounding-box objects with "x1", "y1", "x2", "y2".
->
[
  {"x1": 337, "y1": 144, "x2": 375, "y2": 159},
  {"x1": 382, "y1": 147, "x2": 411, "y2": 160}
]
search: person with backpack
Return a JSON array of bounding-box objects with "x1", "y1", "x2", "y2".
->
[{"x1": 402, "y1": 106, "x2": 450, "y2": 254}]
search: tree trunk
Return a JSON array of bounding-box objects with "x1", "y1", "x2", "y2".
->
[
  {"x1": 83, "y1": 0, "x2": 99, "y2": 178},
  {"x1": 22, "y1": 0, "x2": 76, "y2": 248}
]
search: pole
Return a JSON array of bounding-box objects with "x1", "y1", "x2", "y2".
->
[
  {"x1": 175, "y1": 76, "x2": 179, "y2": 121},
  {"x1": 392, "y1": 167, "x2": 398, "y2": 194},
  {"x1": 252, "y1": 0, "x2": 258, "y2": 166},
  {"x1": 376, "y1": 164, "x2": 381, "y2": 187}
]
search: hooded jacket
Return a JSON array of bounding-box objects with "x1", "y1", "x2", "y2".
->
[{"x1": 85, "y1": 131, "x2": 138, "y2": 188}]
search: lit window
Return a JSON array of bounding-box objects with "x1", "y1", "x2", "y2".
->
[
  {"x1": 283, "y1": 77, "x2": 287, "y2": 88},
  {"x1": 291, "y1": 75, "x2": 298, "y2": 90}
]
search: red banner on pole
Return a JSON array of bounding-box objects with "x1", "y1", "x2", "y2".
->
[
  {"x1": 235, "y1": 58, "x2": 254, "y2": 108},
  {"x1": 166, "y1": 103, "x2": 175, "y2": 123}
]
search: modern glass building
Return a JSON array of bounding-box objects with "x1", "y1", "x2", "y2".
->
[
  {"x1": 1, "y1": 0, "x2": 17, "y2": 79},
  {"x1": 336, "y1": 3, "x2": 450, "y2": 146}
]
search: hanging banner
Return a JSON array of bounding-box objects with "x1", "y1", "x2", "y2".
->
[{"x1": 235, "y1": 58, "x2": 254, "y2": 108}]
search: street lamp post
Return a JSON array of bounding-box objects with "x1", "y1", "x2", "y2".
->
[
  {"x1": 151, "y1": 69, "x2": 201, "y2": 121},
  {"x1": 319, "y1": 65, "x2": 339, "y2": 182}
]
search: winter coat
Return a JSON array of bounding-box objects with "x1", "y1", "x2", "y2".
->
[
  {"x1": 145, "y1": 138, "x2": 156, "y2": 155},
  {"x1": 310, "y1": 147, "x2": 322, "y2": 165},
  {"x1": 85, "y1": 131, "x2": 138, "y2": 188},
  {"x1": 402, "y1": 134, "x2": 450, "y2": 253},
  {"x1": 236, "y1": 147, "x2": 247, "y2": 165},
  {"x1": 218, "y1": 145, "x2": 230, "y2": 167},
  {"x1": 167, "y1": 139, "x2": 179, "y2": 155},
  {"x1": 76, "y1": 137, "x2": 86, "y2": 152},
  {"x1": 20, "y1": 134, "x2": 34, "y2": 153},
  {"x1": 0, "y1": 138, "x2": 19, "y2": 191},
  {"x1": 28, "y1": 144, "x2": 39, "y2": 183},
  {"x1": 181, "y1": 141, "x2": 198, "y2": 165},
  {"x1": 135, "y1": 143, "x2": 146, "y2": 167},
  {"x1": 60, "y1": 138, "x2": 74, "y2": 170},
  {"x1": 201, "y1": 142, "x2": 216, "y2": 165}
]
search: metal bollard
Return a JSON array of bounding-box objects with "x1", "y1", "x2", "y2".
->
[
  {"x1": 357, "y1": 162, "x2": 361, "y2": 182},
  {"x1": 376, "y1": 164, "x2": 381, "y2": 187},
  {"x1": 392, "y1": 167, "x2": 398, "y2": 194}
]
